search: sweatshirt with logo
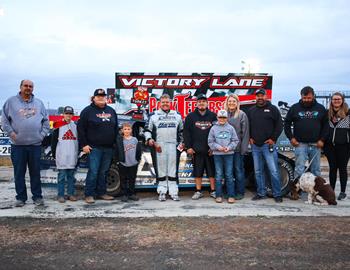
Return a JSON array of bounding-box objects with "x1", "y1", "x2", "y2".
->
[
  {"x1": 51, "y1": 121, "x2": 79, "y2": 169},
  {"x1": 284, "y1": 100, "x2": 328, "y2": 143},
  {"x1": 183, "y1": 108, "x2": 217, "y2": 154},
  {"x1": 1, "y1": 93, "x2": 50, "y2": 146},
  {"x1": 208, "y1": 122, "x2": 239, "y2": 155},
  {"x1": 77, "y1": 103, "x2": 118, "y2": 148}
]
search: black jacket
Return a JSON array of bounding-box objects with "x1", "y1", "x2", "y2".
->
[
  {"x1": 115, "y1": 135, "x2": 142, "y2": 163},
  {"x1": 247, "y1": 102, "x2": 283, "y2": 146},
  {"x1": 326, "y1": 111, "x2": 350, "y2": 145},
  {"x1": 51, "y1": 128, "x2": 59, "y2": 158},
  {"x1": 183, "y1": 108, "x2": 217, "y2": 153},
  {"x1": 77, "y1": 103, "x2": 118, "y2": 148},
  {"x1": 284, "y1": 100, "x2": 328, "y2": 143}
]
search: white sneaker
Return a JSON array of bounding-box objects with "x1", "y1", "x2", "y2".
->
[
  {"x1": 210, "y1": 191, "x2": 216, "y2": 199},
  {"x1": 158, "y1": 193, "x2": 167, "y2": 201},
  {"x1": 171, "y1": 194, "x2": 180, "y2": 201},
  {"x1": 192, "y1": 191, "x2": 203, "y2": 200}
]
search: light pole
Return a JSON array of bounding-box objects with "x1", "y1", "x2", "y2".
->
[{"x1": 241, "y1": 59, "x2": 260, "y2": 74}]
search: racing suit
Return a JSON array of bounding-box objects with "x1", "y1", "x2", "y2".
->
[{"x1": 144, "y1": 109, "x2": 183, "y2": 196}]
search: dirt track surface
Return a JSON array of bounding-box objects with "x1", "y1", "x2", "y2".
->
[{"x1": 0, "y1": 217, "x2": 349, "y2": 270}]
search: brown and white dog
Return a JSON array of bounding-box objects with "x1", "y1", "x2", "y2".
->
[{"x1": 291, "y1": 172, "x2": 337, "y2": 205}]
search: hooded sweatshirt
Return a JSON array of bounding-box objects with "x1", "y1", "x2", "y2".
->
[
  {"x1": 183, "y1": 108, "x2": 217, "y2": 154},
  {"x1": 284, "y1": 99, "x2": 328, "y2": 143},
  {"x1": 51, "y1": 121, "x2": 79, "y2": 169},
  {"x1": 77, "y1": 103, "x2": 118, "y2": 148},
  {"x1": 1, "y1": 93, "x2": 50, "y2": 145},
  {"x1": 208, "y1": 122, "x2": 239, "y2": 155}
]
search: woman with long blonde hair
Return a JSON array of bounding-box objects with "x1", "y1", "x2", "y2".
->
[
  {"x1": 224, "y1": 94, "x2": 250, "y2": 199},
  {"x1": 324, "y1": 92, "x2": 350, "y2": 200}
]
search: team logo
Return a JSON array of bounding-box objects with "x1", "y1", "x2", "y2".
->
[
  {"x1": 131, "y1": 86, "x2": 149, "y2": 107},
  {"x1": 19, "y1": 108, "x2": 36, "y2": 119},
  {"x1": 195, "y1": 121, "x2": 212, "y2": 130},
  {"x1": 124, "y1": 143, "x2": 136, "y2": 152},
  {"x1": 96, "y1": 112, "x2": 112, "y2": 122},
  {"x1": 298, "y1": 111, "x2": 319, "y2": 119},
  {"x1": 62, "y1": 129, "x2": 77, "y2": 140},
  {"x1": 216, "y1": 131, "x2": 230, "y2": 139}
]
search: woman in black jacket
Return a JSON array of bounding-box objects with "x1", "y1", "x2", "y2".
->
[{"x1": 324, "y1": 92, "x2": 350, "y2": 200}]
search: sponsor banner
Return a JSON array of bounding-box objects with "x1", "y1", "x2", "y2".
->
[
  {"x1": 0, "y1": 125, "x2": 10, "y2": 156},
  {"x1": 115, "y1": 72, "x2": 273, "y2": 117}
]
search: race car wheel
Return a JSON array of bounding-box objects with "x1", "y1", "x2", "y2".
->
[{"x1": 106, "y1": 165, "x2": 121, "y2": 196}]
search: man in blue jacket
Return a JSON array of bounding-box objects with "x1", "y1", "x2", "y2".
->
[
  {"x1": 284, "y1": 86, "x2": 328, "y2": 182},
  {"x1": 1, "y1": 80, "x2": 50, "y2": 207}
]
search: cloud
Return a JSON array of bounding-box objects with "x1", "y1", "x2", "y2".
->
[{"x1": 0, "y1": 0, "x2": 349, "y2": 109}]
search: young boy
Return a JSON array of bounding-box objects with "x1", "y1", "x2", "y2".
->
[
  {"x1": 208, "y1": 110, "x2": 239, "y2": 203},
  {"x1": 51, "y1": 106, "x2": 79, "y2": 203},
  {"x1": 116, "y1": 122, "x2": 142, "y2": 202}
]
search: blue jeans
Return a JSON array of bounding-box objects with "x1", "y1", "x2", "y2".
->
[
  {"x1": 251, "y1": 144, "x2": 281, "y2": 197},
  {"x1": 294, "y1": 143, "x2": 321, "y2": 179},
  {"x1": 57, "y1": 169, "x2": 76, "y2": 197},
  {"x1": 233, "y1": 153, "x2": 245, "y2": 195},
  {"x1": 85, "y1": 147, "x2": 113, "y2": 197},
  {"x1": 213, "y1": 154, "x2": 235, "y2": 198},
  {"x1": 11, "y1": 145, "x2": 43, "y2": 202}
]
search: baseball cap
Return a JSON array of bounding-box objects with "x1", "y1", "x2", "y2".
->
[
  {"x1": 217, "y1": 110, "x2": 228, "y2": 118},
  {"x1": 63, "y1": 106, "x2": 74, "y2": 114},
  {"x1": 196, "y1": 94, "x2": 207, "y2": 101},
  {"x1": 255, "y1": 88, "x2": 266, "y2": 95},
  {"x1": 94, "y1": 88, "x2": 107, "y2": 96}
]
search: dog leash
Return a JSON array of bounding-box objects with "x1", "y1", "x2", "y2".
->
[
  {"x1": 292, "y1": 151, "x2": 319, "y2": 184},
  {"x1": 302, "y1": 152, "x2": 319, "y2": 174}
]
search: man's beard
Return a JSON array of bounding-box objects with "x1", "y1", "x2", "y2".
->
[
  {"x1": 256, "y1": 100, "x2": 266, "y2": 106},
  {"x1": 303, "y1": 101, "x2": 313, "y2": 107}
]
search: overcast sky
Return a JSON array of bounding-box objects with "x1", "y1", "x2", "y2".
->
[{"x1": 0, "y1": 0, "x2": 349, "y2": 112}]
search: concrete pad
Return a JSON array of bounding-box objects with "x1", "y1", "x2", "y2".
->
[{"x1": 0, "y1": 181, "x2": 349, "y2": 218}]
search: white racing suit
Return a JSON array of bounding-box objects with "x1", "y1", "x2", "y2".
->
[{"x1": 144, "y1": 109, "x2": 183, "y2": 196}]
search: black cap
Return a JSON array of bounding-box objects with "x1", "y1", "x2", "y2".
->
[
  {"x1": 255, "y1": 88, "x2": 266, "y2": 95},
  {"x1": 94, "y1": 88, "x2": 106, "y2": 96},
  {"x1": 196, "y1": 94, "x2": 207, "y2": 101},
  {"x1": 63, "y1": 106, "x2": 74, "y2": 114}
]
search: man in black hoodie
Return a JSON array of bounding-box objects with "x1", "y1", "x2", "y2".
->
[
  {"x1": 248, "y1": 89, "x2": 283, "y2": 202},
  {"x1": 78, "y1": 89, "x2": 118, "y2": 204},
  {"x1": 184, "y1": 94, "x2": 217, "y2": 200},
  {"x1": 284, "y1": 86, "x2": 328, "y2": 181}
]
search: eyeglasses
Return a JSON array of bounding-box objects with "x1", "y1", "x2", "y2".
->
[
  {"x1": 332, "y1": 98, "x2": 342, "y2": 101},
  {"x1": 22, "y1": 84, "x2": 33, "y2": 88}
]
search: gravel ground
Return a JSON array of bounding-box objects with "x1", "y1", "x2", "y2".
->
[{"x1": 0, "y1": 217, "x2": 349, "y2": 270}]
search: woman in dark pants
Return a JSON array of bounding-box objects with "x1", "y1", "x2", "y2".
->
[{"x1": 324, "y1": 92, "x2": 350, "y2": 200}]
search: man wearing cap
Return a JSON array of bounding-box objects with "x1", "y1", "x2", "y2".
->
[
  {"x1": 78, "y1": 88, "x2": 118, "y2": 204},
  {"x1": 51, "y1": 106, "x2": 79, "y2": 203},
  {"x1": 247, "y1": 88, "x2": 283, "y2": 203},
  {"x1": 1, "y1": 79, "x2": 50, "y2": 207},
  {"x1": 184, "y1": 94, "x2": 217, "y2": 200},
  {"x1": 284, "y1": 86, "x2": 328, "y2": 184},
  {"x1": 144, "y1": 94, "x2": 184, "y2": 201}
]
